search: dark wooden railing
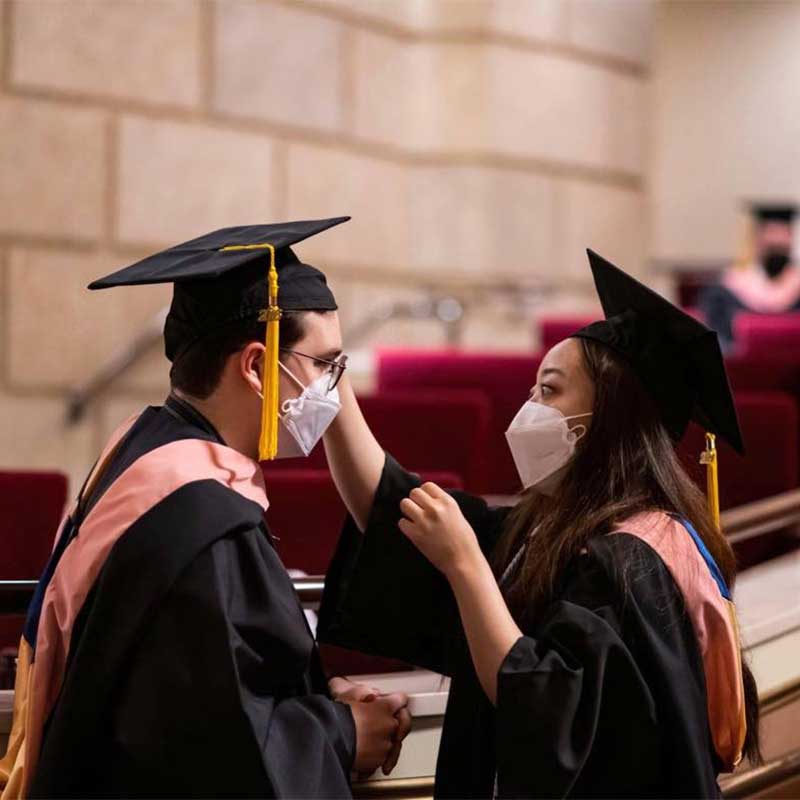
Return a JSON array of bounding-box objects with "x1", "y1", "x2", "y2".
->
[
  {"x1": 0, "y1": 580, "x2": 38, "y2": 615},
  {"x1": 722, "y1": 750, "x2": 800, "y2": 799},
  {"x1": 0, "y1": 576, "x2": 326, "y2": 616},
  {"x1": 722, "y1": 487, "x2": 800, "y2": 544}
]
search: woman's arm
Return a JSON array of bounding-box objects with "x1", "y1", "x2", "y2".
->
[
  {"x1": 449, "y1": 555, "x2": 522, "y2": 704},
  {"x1": 323, "y1": 375, "x2": 386, "y2": 531},
  {"x1": 398, "y1": 483, "x2": 522, "y2": 703},
  {"x1": 319, "y1": 453, "x2": 512, "y2": 676}
]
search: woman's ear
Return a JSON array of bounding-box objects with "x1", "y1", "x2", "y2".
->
[{"x1": 239, "y1": 341, "x2": 265, "y2": 396}]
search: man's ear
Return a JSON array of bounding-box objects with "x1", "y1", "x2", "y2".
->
[{"x1": 239, "y1": 341, "x2": 265, "y2": 396}]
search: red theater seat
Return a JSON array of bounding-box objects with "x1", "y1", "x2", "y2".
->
[
  {"x1": 734, "y1": 313, "x2": 800, "y2": 359},
  {"x1": 536, "y1": 309, "x2": 704, "y2": 353},
  {"x1": 377, "y1": 350, "x2": 541, "y2": 495},
  {"x1": 264, "y1": 470, "x2": 345, "y2": 575},
  {"x1": 263, "y1": 468, "x2": 463, "y2": 575},
  {"x1": 263, "y1": 467, "x2": 463, "y2": 676},
  {"x1": 725, "y1": 355, "x2": 800, "y2": 395},
  {"x1": 537, "y1": 314, "x2": 596, "y2": 352},
  {"x1": 358, "y1": 391, "x2": 490, "y2": 493},
  {"x1": 0, "y1": 618, "x2": 25, "y2": 663},
  {"x1": 262, "y1": 391, "x2": 491, "y2": 493},
  {"x1": 0, "y1": 470, "x2": 68, "y2": 650},
  {"x1": 678, "y1": 391, "x2": 799, "y2": 510}
]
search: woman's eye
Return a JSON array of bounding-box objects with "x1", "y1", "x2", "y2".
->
[{"x1": 540, "y1": 384, "x2": 553, "y2": 397}]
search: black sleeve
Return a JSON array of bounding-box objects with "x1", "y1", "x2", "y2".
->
[
  {"x1": 110, "y1": 527, "x2": 355, "y2": 799},
  {"x1": 318, "y1": 453, "x2": 511, "y2": 676},
  {"x1": 495, "y1": 534, "x2": 721, "y2": 799},
  {"x1": 495, "y1": 601, "x2": 661, "y2": 798}
]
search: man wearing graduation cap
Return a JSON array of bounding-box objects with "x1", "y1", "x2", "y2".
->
[
  {"x1": 701, "y1": 202, "x2": 800, "y2": 351},
  {"x1": 317, "y1": 250, "x2": 760, "y2": 797},
  {"x1": 0, "y1": 218, "x2": 410, "y2": 799}
]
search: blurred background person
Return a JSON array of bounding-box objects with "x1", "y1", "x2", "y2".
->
[{"x1": 701, "y1": 204, "x2": 800, "y2": 351}]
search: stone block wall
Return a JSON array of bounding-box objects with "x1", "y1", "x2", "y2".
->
[
  {"x1": 0, "y1": 0, "x2": 653, "y2": 490},
  {"x1": 651, "y1": 0, "x2": 800, "y2": 262}
]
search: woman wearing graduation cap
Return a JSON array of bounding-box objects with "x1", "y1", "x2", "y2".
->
[{"x1": 318, "y1": 250, "x2": 761, "y2": 798}]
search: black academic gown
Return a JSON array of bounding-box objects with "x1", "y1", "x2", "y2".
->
[
  {"x1": 318, "y1": 455, "x2": 723, "y2": 799},
  {"x1": 29, "y1": 396, "x2": 355, "y2": 799}
]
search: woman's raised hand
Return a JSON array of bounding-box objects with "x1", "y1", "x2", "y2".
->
[{"x1": 398, "y1": 483, "x2": 481, "y2": 578}]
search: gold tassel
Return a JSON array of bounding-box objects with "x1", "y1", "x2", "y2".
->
[
  {"x1": 220, "y1": 242, "x2": 281, "y2": 461},
  {"x1": 258, "y1": 245, "x2": 281, "y2": 461},
  {"x1": 701, "y1": 432, "x2": 746, "y2": 765},
  {"x1": 700, "y1": 432, "x2": 721, "y2": 529}
]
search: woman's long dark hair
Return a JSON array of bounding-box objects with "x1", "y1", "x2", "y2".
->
[{"x1": 493, "y1": 337, "x2": 761, "y2": 765}]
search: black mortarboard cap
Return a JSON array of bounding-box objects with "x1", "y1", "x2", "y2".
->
[
  {"x1": 571, "y1": 249, "x2": 744, "y2": 454},
  {"x1": 89, "y1": 217, "x2": 348, "y2": 362},
  {"x1": 750, "y1": 203, "x2": 797, "y2": 225}
]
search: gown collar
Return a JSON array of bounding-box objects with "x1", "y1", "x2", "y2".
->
[{"x1": 164, "y1": 392, "x2": 226, "y2": 445}]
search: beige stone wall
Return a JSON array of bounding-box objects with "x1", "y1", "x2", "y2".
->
[
  {"x1": 0, "y1": 0, "x2": 652, "y2": 491},
  {"x1": 651, "y1": 0, "x2": 800, "y2": 263}
]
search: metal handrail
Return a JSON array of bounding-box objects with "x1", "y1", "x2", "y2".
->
[
  {"x1": 66, "y1": 307, "x2": 168, "y2": 424},
  {"x1": 3, "y1": 485, "x2": 800, "y2": 613},
  {"x1": 0, "y1": 576, "x2": 325, "y2": 615},
  {"x1": 721, "y1": 748, "x2": 800, "y2": 798},
  {"x1": 292, "y1": 575, "x2": 325, "y2": 604},
  {"x1": 721, "y1": 488, "x2": 800, "y2": 544},
  {"x1": 343, "y1": 297, "x2": 465, "y2": 350},
  {"x1": 4, "y1": 478, "x2": 800, "y2": 594},
  {"x1": 0, "y1": 581, "x2": 38, "y2": 615}
]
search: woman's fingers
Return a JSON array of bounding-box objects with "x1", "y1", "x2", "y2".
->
[
  {"x1": 420, "y1": 481, "x2": 449, "y2": 501},
  {"x1": 409, "y1": 486, "x2": 438, "y2": 510},
  {"x1": 399, "y1": 497, "x2": 425, "y2": 523}
]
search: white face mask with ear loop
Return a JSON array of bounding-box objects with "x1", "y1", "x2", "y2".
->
[
  {"x1": 505, "y1": 401, "x2": 593, "y2": 490},
  {"x1": 268, "y1": 361, "x2": 342, "y2": 459}
]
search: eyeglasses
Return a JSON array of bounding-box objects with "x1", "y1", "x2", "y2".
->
[{"x1": 279, "y1": 348, "x2": 348, "y2": 393}]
